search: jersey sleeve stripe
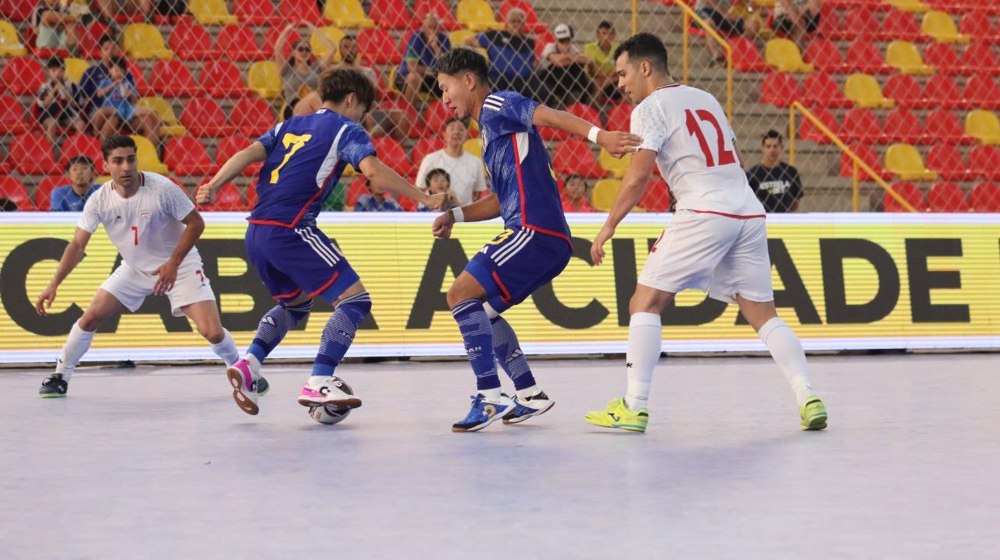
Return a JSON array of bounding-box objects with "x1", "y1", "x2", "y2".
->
[{"x1": 314, "y1": 124, "x2": 349, "y2": 190}]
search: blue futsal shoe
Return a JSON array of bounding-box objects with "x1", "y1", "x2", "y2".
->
[{"x1": 452, "y1": 393, "x2": 516, "y2": 432}]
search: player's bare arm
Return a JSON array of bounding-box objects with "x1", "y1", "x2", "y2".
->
[
  {"x1": 590, "y1": 149, "x2": 658, "y2": 265},
  {"x1": 152, "y1": 210, "x2": 204, "y2": 295},
  {"x1": 195, "y1": 142, "x2": 269, "y2": 205},
  {"x1": 36, "y1": 227, "x2": 93, "y2": 316},
  {"x1": 432, "y1": 193, "x2": 501, "y2": 239},
  {"x1": 358, "y1": 155, "x2": 447, "y2": 210},
  {"x1": 531, "y1": 104, "x2": 642, "y2": 158}
]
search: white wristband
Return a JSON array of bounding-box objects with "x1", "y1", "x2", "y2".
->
[
  {"x1": 587, "y1": 126, "x2": 601, "y2": 144},
  {"x1": 451, "y1": 207, "x2": 465, "y2": 223}
]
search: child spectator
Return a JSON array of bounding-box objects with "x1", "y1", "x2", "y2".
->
[
  {"x1": 50, "y1": 155, "x2": 100, "y2": 211},
  {"x1": 561, "y1": 174, "x2": 594, "y2": 212},
  {"x1": 419, "y1": 168, "x2": 459, "y2": 211},
  {"x1": 35, "y1": 56, "x2": 86, "y2": 146},
  {"x1": 96, "y1": 58, "x2": 139, "y2": 140},
  {"x1": 354, "y1": 180, "x2": 403, "y2": 212}
]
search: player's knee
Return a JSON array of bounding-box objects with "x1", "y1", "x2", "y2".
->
[
  {"x1": 199, "y1": 325, "x2": 225, "y2": 343},
  {"x1": 77, "y1": 314, "x2": 102, "y2": 332},
  {"x1": 445, "y1": 286, "x2": 467, "y2": 309}
]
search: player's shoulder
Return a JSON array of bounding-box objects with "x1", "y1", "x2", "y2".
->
[{"x1": 141, "y1": 172, "x2": 179, "y2": 190}]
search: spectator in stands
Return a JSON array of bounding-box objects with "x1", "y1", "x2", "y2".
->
[
  {"x1": 396, "y1": 12, "x2": 450, "y2": 104},
  {"x1": 538, "y1": 23, "x2": 592, "y2": 108},
  {"x1": 96, "y1": 58, "x2": 140, "y2": 141},
  {"x1": 338, "y1": 34, "x2": 378, "y2": 85},
  {"x1": 354, "y1": 180, "x2": 402, "y2": 212},
  {"x1": 562, "y1": 174, "x2": 594, "y2": 212},
  {"x1": 415, "y1": 117, "x2": 488, "y2": 206},
  {"x1": 50, "y1": 155, "x2": 100, "y2": 211},
  {"x1": 78, "y1": 34, "x2": 160, "y2": 146},
  {"x1": 746, "y1": 129, "x2": 803, "y2": 212},
  {"x1": 96, "y1": 0, "x2": 153, "y2": 22},
  {"x1": 467, "y1": 8, "x2": 536, "y2": 94},
  {"x1": 773, "y1": 0, "x2": 821, "y2": 48},
  {"x1": 584, "y1": 20, "x2": 621, "y2": 102},
  {"x1": 35, "y1": 56, "x2": 85, "y2": 147},
  {"x1": 419, "y1": 168, "x2": 459, "y2": 211},
  {"x1": 276, "y1": 21, "x2": 336, "y2": 119},
  {"x1": 694, "y1": 0, "x2": 762, "y2": 65},
  {"x1": 0, "y1": 198, "x2": 17, "y2": 212},
  {"x1": 33, "y1": 0, "x2": 80, "y2": 52},
  {"x1": 322, "y1": 183, "x2": 347, "y2": 211}
]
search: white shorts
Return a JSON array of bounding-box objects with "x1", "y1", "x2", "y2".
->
[
  {"x1": 101, "y1": 258, "x2": 216, "y2": 316},
  {"x1": 638, "y1": 210, "x2": 774, "y2": 304}
]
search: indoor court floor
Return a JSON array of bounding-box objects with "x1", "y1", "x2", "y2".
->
[{"x1": 2, "y1": 354, "x2": 997, "y2": 559}]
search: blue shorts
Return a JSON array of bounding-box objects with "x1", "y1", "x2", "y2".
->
[
  {"x1": 245, "y1": 223, "x2": 360, "y2": 304},
  {"x1": 465, "y1": 227, "x2": 572, "y2": 313}
]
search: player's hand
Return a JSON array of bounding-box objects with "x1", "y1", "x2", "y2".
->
[
  {"x1": 152, "y1": 258, "x2": 179, "y2": 295},
  {"x1": 423, "y1": 192, "x2": 449, "y2": 211},
  {"x1": 36, "y1": 285, "x2": 57, "y2": 316},
  {"x1": 598, "y1": 130, "x2": 643, "y2": 158},
  {"x1": 432, "y1": 210, "x2": 455, "y2": 239},
  {"x1": 590, "y1": 224, "x2": 616, "y2": 266},
  {"x1": 194, "y1": 183, "x2": 215, "y2": 206}
]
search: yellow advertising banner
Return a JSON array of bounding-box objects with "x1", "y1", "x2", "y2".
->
[{"x1": 1, "y1": 213, "x2": 998, "y2": 363}]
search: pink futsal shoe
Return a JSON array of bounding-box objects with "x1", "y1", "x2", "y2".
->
[
  {"x1": 226, "y1": 359, "x2": 260, "y2": 415},
  {"x1": 297, "y1": 375, "x2": 363, "y2": 410}
]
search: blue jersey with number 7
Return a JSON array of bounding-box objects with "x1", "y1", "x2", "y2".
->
[{"x1": 250, "y1": 108, "x2": 375, "y2": 228}]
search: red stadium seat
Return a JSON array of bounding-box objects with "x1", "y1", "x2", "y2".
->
[
  {"x1": 165, "y1": 135, "x2": 214, "y2": 176},
  {"x1": 126, "y1": 60, "x2": 152, "y2": 97},
  {"x1": 730, "y1": 37, "x2": 770, "y2": 73},
  {"x1": 168, "y1": 20, "x2": 214, "y2": 61},
  {"x1": 151, "y1": 59, "x2": 198, "y2": 97},
  {"x1": 34, "y1": 175, "x2": 70, "y2": 211},
  {"x1": 204, "y1": 183, "x2": 248, "y2": 211},
  {"x1": 928, "y1": 181, "x2": 970, "y2": 212},
  {"x1": 841, "y1": 143, "x2": 890, "y2": 178},
  {"x1": 216, "y1": 24, "x2": 263, "y2": 61},
  {"x1": 959, "y1": 13, "x2": 1000, "y2": 45},
  {"x1": 926, "y1": 144, "x2": 974, "y2": 180},
  {"x1": 970, "y1": 182, "x2": 1000, "y2": 211},
  {"x1": 60, "y1": 133, "x2": 104, "y2": 169},
  {"x1": 842, "y1": 108, "x2": 885, "y2": 144},
  {"x1": 1, "y1": 0, "x2": 36, "y2": 22},
  {"x1": 884, "y1": 182, "x2": 928, "y2": 212},
  {"x1": 923, "y1": 43, "x2": 961, "y2": 75},
  {"x1": 234, "y1": 0, "x2": 281, "y2": 25},
  {"x1": 804, "y1": 38, "x2": 848, "y2": 74},
  {"x1": 845, "y1": 11, "x2": 880, "y2": 39},
  {"x1": 0, "y1": 94, "x2": 28, "y2": 134},
  {"x1": 200, "y1": 60, "x2": 249, "y2": 98},
  {"x1": 263, "y1": 27, "x2": 302, "y2": 59},
  {"x1": 885, "y1": 108, "x2": 927, "y2": 144},
  {"x1": 2, "y1": 57, "x2": 44, "y2": 95},
  {"x1": 606, "y1": 103, "x2": 633, "y2": 132},
  {"x1": 970, "y1": 145, "x2": 1000, "y2": 180},
  {"x1": 370, "y1": 0, "x2": 412, "y2": 30},
  {"x1": 411, "y1": 137, "x2": 445, "y2": 165},
  {"x1": 421, "y1": 100, "x2": 454, "y2": 136},
  {"x1": 799, "y1": 107, "x2": 843, "y2": 144},
  {"x1": 760, "y1": 72, "x2": 800, "y2": 107},
  {"x1": 846, "y1": 39, "x2": 891, "y2": 74},
  {"x1": 639, "y1": 178, "x2": 671, "y2": 212},
  {"x1": 566, "y1": 103, "x2": 603, "y2": 127},
  {"x1": 554, "y1": 140, "x2": 606, "y2": 178},
  {"x1": 0, "y1": 176, "x2": 35, "y2": 210},
  {"x1": 216, "y1": 136, "x2": 261, "y2": 177},
  {"x1": 818, "y1": 5, "x2": 846, "y2": 40},
  {"x1": 233, "y1": 97, "x2": 276, "y2": 137},
  {"x1": 358, "y1": 28, "x2": 402, "y2": 65},
  {"x1": 10, "y1": 133, "x2": 58, "y2": 175},
  {"x1": 181, "y1": 97, "x2": 236, "y2": 137},
  {"x1": 278, "y1": 0, "x2": 324, "y2": 24},
  {"x1": 963, "y1": 75, "x2": 1000, "y2": 110},
  {"x1": 925, "y1": 108, "x2": 974, "y2": 144},
  {"x1": 883, "y1": 74, "x2": 925, "y2": 108},
  {"x1": 348, "y1": 176, "x2": 369, "y2": 206},
  {"x1": 78, "y1": 21, "x2": 111, "y2": 59},
  {"x1": 959, "y1": 43, "x2": 1000, "y2": 76},
  {"x1": 412, "y1": 0, "x2": 460, "y2": 30},
  {"x1": 801, "y1": 74, "x2": 851, "y2": 107},
  {"x1": 371, "y1": 136, "x2": 415, "y2": 177},
  {"x1": 880, "y1": 10, "x2": 922, "y2": 42},
  {"x1": 922, "y1": 75, "x2": 963, "y2": 110}
]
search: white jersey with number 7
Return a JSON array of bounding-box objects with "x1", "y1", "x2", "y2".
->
[{"x1": 630, "y1": 83, "x2": 765, "y2": 217}]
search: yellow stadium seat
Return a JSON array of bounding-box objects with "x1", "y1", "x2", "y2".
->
[
  {"x1": 886, "y1": 41, "x2": 934, "y2": 75},
  {"x1": 123, "y1": 24, "x2": 173, "y2": 60},
  {"x1": 65, "y1": 57, "x2": 89, "y2": 83},
  {"x1": 188, "y1": 0, "x2": 237, "y2": 25},
  {"x1": 885, "y1": 0, "x2": 930, "y2": 12},
  {"x1": 130, "y1": 135, "x2": 170, "y2": 174},
  {"x1": 844, "y1": 74, "x2": 895, "y2": 108},
  {"x1": 592, "y1": 179, "x2": 622, "y2": 211},
  {"x1": 751, "y1": 0, "x2": 775, "y2": 8},
  {"x1": 0, "y1": 20, "x2": 27, "y2": 57},
  {"x1": 599, "y1": 148, "x2": 632, "y2": 178},
  {"x1": 449, "y1": 29, "x2": 489, "y2": 59},
  {"x1": 249, "y1": 61, "x2": 283, "y2": 100},
  {"x1": 765, "y1": 38, "x2": 814, "y2": 73},
  {"x1": 136, "y1": 97, "x2": 186, "y2": 137},
  {"x1": 965, "y1": 110, "x2": 1000, "y2": 145},
  {"x1": 311, "y1": 26, "x2": 346, "y2": 59},
  {"x1": 463, "y1": 138, "x2": 482, "y2": 158},
  {"x1": 885, "y1": 143, "x2": 937, "y2": 181},
  {"x1": 324, "y1": 0, "x2": 374, "y2": 29},
  {"x1": 456, "y1": 0, "x2": 504, "y2": 32},
  {"x1": 921, "y1": 10, "x2": 969, "y2": 44}
]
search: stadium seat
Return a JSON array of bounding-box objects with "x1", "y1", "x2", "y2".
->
[
  {"x1": 0, "y1": 176, "x2": 34, "y2": 210},
  {"x1": 885, "y1": 107, "x2": 928, "y2": 144},
  {"x1": 845, "y1": 10, "x2": 880, "y2": 39},
  {"x1": 216, "y1": 137, "x2": 261, "y2": 177},
  {"x1": 926, "y1": 107, "x2": 973, "y2": 144},
  {"x1": 801, "y1": 73, "x2": 851, "y2": 107},
  {"x1": 970, "y1": 182, "x2": 1000, "y2": 211},
  {"x1": 730, "y1": 37, "x2": 770, "y2": 73},
  {"x1": 358, "y1": 28, "x2": 402, "y2": 65},
  {"x1": 234, "y1": 0, "x2": 281, "y2": 25},
  {"x1": 567, "y1": 103, "x2": 603, "y2": 127},
  {"x1": 970, "y1": 145, "x2": 1000, "y2": 179},
  {"x1": 310, "y1": 26, "x2": 345, "y2": 59},
  {"x1": 884, "y1": 0, "x2": 930, "y2": 12},
  {"x1": 60, "y1": 133, "x2": 103, "y2": 169},
  {"x1": 371, "y1": 136, "x2": 415, "y2": 177},
  {"x1": 554, "y1": 140, "x2": 605, "y2": 179},
  {"x1": 165, "y1": 135, "x2": 214, "y2": 176},
  {"x1": 842, "y1": 108, "x2": 886, "y2": 144},
  {"x1": 817, "y1": 4, "x2": 846, "y2": 40},
  {"x1": 10, "y1": 133, "x2": 58, "y2": 174},
  {"x1": 370, "y1": 0, "x2": 412, "y2": 30},
  {"x1": 204, "y1": 183, "x2": 247, "y2": 211},
  {"x1": 928, "y1": 181, "x2": 970, "y2": 211},
  {"x1": 846, "y1": 39, "x2": 891, "y2": 74},
  {"x1": 0, "y1": 0, "x2": 35, "y2": 22},
  {"x1": 880, "y1": 10, "x2": 922, "y2": 42},
  {"x1": 248, "y1": 61, "x2": 282, "y2": 100},
  {"x1": 921, "y1": 10, "x2": 969, "y2": 43},
  {"x1": 598, "y1": 148, "x2": 632, "y2": 178},
  {"x1": 419, "y1": 100, "x2": 454, "y2": 137},
  {"x1": 845, "y1": 74, "x2": 895, "y2": 108},
  {"x1": 796, "y1": 108, "x2": 841, "y2": 145},
  {"x1": 413, "y1": 0, "x2": 461, "y2": 30},
  {"x1": 126, "y1": 60, "x2": 152, "y2": 97},
  {"x1": 77, "y1": 21, "x2": 111, "y2": 58},
  {"x1": 217, "y1": 24, "x2": 263, "y2": 62},
  {"x1": 926, "y1": 144, "x2": 974, "y2": 180},
  {"x1": 151, "y1": 59, "x2": 198, "y2": 97},
  {"x1": 200, "y1": 60, "x2": 248, "y2": 98},
  {"x1": 639, "y1": 178, "x2": 671, "y2": 212},
  {"x1": 0, "y1": 20, "x2": 27, "y2": 57},
  {"x1": 279, "y1": 0, "x2": 324, "y2": 25},
  {"x1": 324, "y1": 0, "x2": 374, "y2": 28},
  {"x1": 411, "y1": 137, "x2": 445, "y2": 164},
  {"x1": 346, "y1": 177, "x2": 368, "y2": 207},
  {"x1": 499, "y1": 0, "x2": 547, "y2": 33},
  {"x1": 922, "y1": 74, "x2": 962, "y2": 109},
  {"x1": 804, "y1": 38, "x2": 848, "y2": 73},
  {"x1": 0, "y1": 94, "x2": 28, "y2": 134},
  {"x1": 189, "y1": 0, "x2": 237, "y2": 24},
  {"x1": 885, "y1": 143, "x2": 937, "y2": 180},
  {"x1": 181, "y1": 98, "x2": 236, "y2": 137},
  {"x1": 136, "y1": 97, "x2": 186, "y2": 137},
  {"x1": 591, "y1": 179, "x2": 621, "y2": 211},
  {"x1": 233, "y1": 97, "x2": 276, "y2": 137},
  {"x1": 34, "y1": 175, "x2": 70, "y2": 211},
  {"x1": 462, "y1": 138, "x2": 482, "y2": 158},
  {"x1": 64, "y1": 57, "x2": 89, "y2": 83},
  {"x1": 886, "y1": 40, "x2": 934, "y2": 74},
  {"x1": 168, "y1": 20, "x2": 214, "y2": 61},
  {"x1": 923, "y1": 43, "x2": 961, "y2": 74},
  {"x1": 765, "y1": 38, "x2": 814, "y2": 73},
  {"x1": 965, "y1": 110, "x2": 1000, "y2": 144},
  {"x1": 760, "y1": 72, "x2": 800, "y2": 107},
  {"x1": 456, "y1": 0, "x2": 504, "y2": 31},
  {"x1": 884, "y1": 74, "x2": 926, "y2": 108},
  {"x1": 884, "y1": 181, "x2": 928, "y2": 212},
  {"x1": 131, "y1": 134, "x2": 169, "y2": 174},
  {"x1": 959, "y1": 13, "x2": 1000, "y2": 45},
  {"x1": 963, "y1": 75, "x2": 1000, "y2": 110},
  {"x1": 606, "y1": 103, "x2": 633, "y2": 132},
  {"x1": 123, "y1": 23, "x2": 173, "y2": 60},
  {"x1": 1, "y1": 56, "x2": 44, "y2": 95},
  {"x1": 959, "y1": 43, "x2": 1000, "y2": 76}
]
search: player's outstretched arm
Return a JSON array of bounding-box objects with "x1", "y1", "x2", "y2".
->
[
  {"x1": 358, "y1": 155, "x2": 445, "y2": 210},
  {"x1": 36, "y1": 227, "x2": 92, "y2": 316},
  {"x1": 591, "y1": 149, "x2": 658, "y2": 266},
  {"x1": 432, "y1": 193, "x2": 501, "y2": 239},
  {"x1": 532, "y1": 104, "x2": 642, "y2": 158},
  {"x1": 153, "y1": 210, "x2": 205, "y2": 295},
  {"x1": 196, "y1": 142, "x2": 268, "y2": 205}
]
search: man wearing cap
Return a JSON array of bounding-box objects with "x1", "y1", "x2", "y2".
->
[{"x1": 538, "y1": 23, "x2": 593, "y2": 108}]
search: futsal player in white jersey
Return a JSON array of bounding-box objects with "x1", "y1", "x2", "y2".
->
[
  {"x1": 585, "y1": 33, "x2": 827, "y2": 432},
  {"x1": 35, "y1": 135, "x2": 247, "y2": 398}
]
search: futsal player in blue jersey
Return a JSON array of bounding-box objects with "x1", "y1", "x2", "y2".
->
[
  {"x1": 196, "y1": 68, "x2": 445, "y2": 416},
  {"x1": 431, "y1": 48, "x2": 642, "y2": 432}
]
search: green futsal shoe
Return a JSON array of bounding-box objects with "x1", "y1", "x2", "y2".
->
[
  {"x1": 584, "y1": 397, "x2": 649, "y2": 433},
  {"x1": 800, "y1": 396, "x2": 828, "y2": 431}
]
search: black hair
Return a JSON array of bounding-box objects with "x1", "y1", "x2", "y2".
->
[
  {"x1": 433, "y1": 47, "x2": 489, "y2": 86},
  {"x1": 425, "y1": 168, "x2": 451, "y2": 187},
  {"x1": 762, "y1": 129, "x2": 784, "y2": 145},
  {"x1": 46, "y1": 56, "x2": 64, "y2": 69},
  {"x1": 109, "y1": 56, "x2": 127, "y2": 71},
  {"x1": 320, "y1": 67, "x2": 376, "y2": 113},
  {"x1": 613, "y1": 32, "x2": 669, "y2": 74},
  {"x1": 98, "y1": 33, "x2": 116, "y2": 48},
  {"x1": 66, "y1": 155, "x2": 95, "y2": 171},
  {"x1": 564, "y1": 173, "x2": 584, "y2": 185},
  {"x1": 101, "y1": 134, "x2": 136, "y2": 158},
  {"x1": 597, "y1": 20, "x2": 614, "y2": 31}
]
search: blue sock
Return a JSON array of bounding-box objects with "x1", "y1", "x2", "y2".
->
[
  {"x1": 491, "y1": 316, "x2": 537, "y2": 392},
  {"x1": 452, "y1": 299, "x2": 500, "y2": 392},
  {"x1": 311, "y1": 292, "x2": 372, "y2": 377},
  {"x1": 247, "y1": 301, "x2": 313, "y2": 364}
]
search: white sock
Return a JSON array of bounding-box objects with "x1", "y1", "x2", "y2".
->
[
  {"x1": 624, "y1": 312, "x2": 662, "y2": 411},
  {"x1": 516, "y1": 385, "x2": 540, "y2": 400},
  {"x1": 209, "y1": 329, "x2": 240, "y2": 366},
  {"x1": 479, "y1": 387, "x2": 502, "y2": 400},
  {"x1": 55, "y1": 321, "x2": 96, "y2": 382},
  {"x1": 245, "y1": 354, "x2": 262, "y2": 375},
  {"x1": 758, "y1": 317, "x2": 814, "y2": 407}
]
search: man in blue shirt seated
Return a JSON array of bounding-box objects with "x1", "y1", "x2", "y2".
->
[
  {"x1": 395, "y1": 12, "x2": 451, "y2": 104},
  {"x1": 50, "y1": 155, "x2": 99, "y2": 212},
  {"x1": 467, "y1": 8, "x2": 536, "y2": 95}
]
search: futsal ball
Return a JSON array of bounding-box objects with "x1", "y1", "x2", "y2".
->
[{"x1": 307, "y1": 377, "x2": 354, "y2": 425}]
